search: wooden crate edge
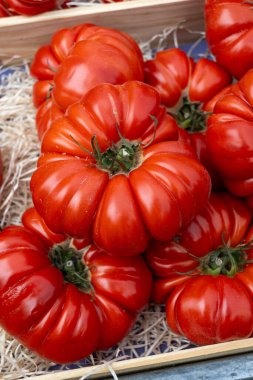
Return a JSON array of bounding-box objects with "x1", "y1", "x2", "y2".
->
[
  {"x1": 28, "y1": 338, "x2": 253, "y2": 380},
  {"x1": 0, "y1": 0, "x2": 195, "y2": 28},
  {"x1": 0, "y1": 0, "x2": 205, "y2": 59}
]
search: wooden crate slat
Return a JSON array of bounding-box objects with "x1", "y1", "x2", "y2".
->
[
  {"x1": 27, "y1": 338, "x2": 253, "y2": 380},
  {"x1": 0, "y1": 0, "x2": 204, "y2": 59}
]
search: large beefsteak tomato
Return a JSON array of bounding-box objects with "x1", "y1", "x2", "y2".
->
[
  {"x1": 30, "y1": 81, "x2": 211, "y2": 256},
  {"x1": 205, "y1": 0, "x2": 253, "y2": 79},
  {"x1": 207, "y1": 69, "x2": 253, "y2": 198},
  {"x1": 144, "y1": 48, "x2": 232, "y2": 189},
  {"x1": 0, "y1": 207, "x2": 152, "y2": 363},
  {"x1": 146, "y1": 193, "x2": 253, "y2": 345},
  {"x1": 30, "y1": 23, "x2": 144, "y2": 140}
]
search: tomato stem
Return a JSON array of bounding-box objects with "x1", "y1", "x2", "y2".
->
[
  {"x1": 70, "y1": 131, "x2": 142, "y2": 176},
  {"x1": 142, "y1": 114, "x2": 159, "y2": 148},
  {"x1": 201, "y1": 237, "x2": 253, "y2": 277},
  {"x1": 70, "y1": 114, "x2": 159, "y2": 175},
  {"x1": 176, "y1": 97, "x2": 210, "y2": 133},
  {"x1": 49, "y1": 244, "x2": 93, "y2": 294}
]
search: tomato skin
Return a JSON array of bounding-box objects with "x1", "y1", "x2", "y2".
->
[
  {"x1": 207, "y1": 69, "x2": 253, "y2": 197},
  {"x1": 247, "y1": 195, "x2": 253, "y2": 209},
  {"x1": 30, "y1": 24, "x2": 144, "y2": 139},
  {"x1": 205, "y1": 0, "x2": 253, "y2": 79},
  {"x1": 30, "y1": 81, "x2": 211, "y2": 255},
  {"x1": 0, "y1": 208, "x2": 152, "y2": 363},
  {"x1": 144, "y1": 48, "x2": 231, "y2": 190},
  {"x1": 146, "y1": 192, "x2": 253, "y2": 345},
  {"x1": 6, "y1": 0, "x2": 56, "y2": 15},
  {"x1": 166, "y1": 275, "x2": 253, "y2": 345},
  {"x1": 36, "y1": 99, "x2": 64, "y2": 141}
]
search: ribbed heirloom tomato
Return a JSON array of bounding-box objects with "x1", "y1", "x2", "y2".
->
[
  {"x1": 144, "y1": 48, "x2": 232, "y2": 189},
  {"x1": 30, "y1": 23, "x2": 144, "y2": 139},
  {"x1": 205, "y1": 0, "x2": 253, "y2": 79},
  {"x1": 146, "y1": 193, "x2": 253, "y2": 345},
  {"x1": 207, "y1": 69, "x2": 253, "y2": 198},
  {"x1": 31, "y1": 81, "x2": 211, "y2": 256},
  {"x1": 0, "y1": 207, "x2": 152, "y2": 363}
]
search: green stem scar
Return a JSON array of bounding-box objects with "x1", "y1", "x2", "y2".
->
[
  {"x1": 49, "y1": 244, "x2": 94, "y2": 294},
  {"x1": 69, "y1": 115, "x2": 158, "y2": 176},
  {"x1": 178, "y1": 237, "x2": 253, "y2": 278},
  {"x1": 177, "y1": 97, "x2": 210, "y2": 133}
]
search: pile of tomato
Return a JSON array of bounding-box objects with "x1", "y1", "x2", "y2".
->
[{"x1": 0, "y1": 0, "x2": 253, "y2": 366}]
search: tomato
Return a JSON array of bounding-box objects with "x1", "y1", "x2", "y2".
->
[
  {"x1": 207, "y1": 69, "x2": 253, "y2": 198},
  {"x1": 146, "y1": 192, "x2": 253, "y2": 345},
  {"x1": 144, "y1": 48, "x2": 232, "y2": 189},
  {"x1": 30, "y1": 81, "x2": 211, "y2": 256},
  {"x1": 30, "y1": 23, "x2": 144, "y2": 139},
  {"x1": 6, "y1": 0, "x2": 56, "y2": 15},
  {"x1": 0, "y1": 207, "x2": 152, "y2": 363},
  {"x1": 205, "y1": 0, "x2": 253, "y2": 79}
]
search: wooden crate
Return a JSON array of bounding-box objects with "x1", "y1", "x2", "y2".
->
[
  {"x1": 2, "y1": 1, "x2": 253, "y2": 379},
  {"x1": 28, "y1": 338, "x2": 253, "y2": 379},
  {"x1": 0, "y1": 0, "x2": 205, "y2": 59}
]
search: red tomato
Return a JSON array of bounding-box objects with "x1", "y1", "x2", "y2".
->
[
  {"x1": 145, "y1": 48, "x2": 232, "y2": 189},
  {"x1": 146, "y1": 192, "x2": 253, "y2": 345},
  {"x1": 30, "y1": 24, "x2": 144, "y2": 139},
  {"x1": 6, "y1": 0, "x2": 56, "y2": 15},
  {"x1": 30, "y1": 81, "x2": 211, "y2": 256},
  {"x1": 207, "y1": 69, "x2": 253, "y2": 198},
  {"x1": 0, "y1": 207, "x2": 152, "y2": 363},
  {"x1": 205, "y1": 0, "x2": 253, "y2": 79}
]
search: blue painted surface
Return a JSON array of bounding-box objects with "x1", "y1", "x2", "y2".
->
[{"x1": 119, "y1": 352, "x2": 253, "y2": 380}]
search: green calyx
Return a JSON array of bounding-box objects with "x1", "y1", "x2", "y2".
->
[
  {"x1": 71, "y1": 134, "x2": 142, "y2": 176},
  {"x1": 70, "y1": 115, "x2": 159, "y2": 175},
  {"x1": 91, "y1": 136, "x2": 141, "y2": 175},
  {"x1": 201, "y1": 239, "x2": 253, "y2": 278},
  {"x1": 177, "y1": 97, "x2": 209, "y2": 133},
  {"x1": 49, "y1": 244, "x2": 93, "y2": 293}
]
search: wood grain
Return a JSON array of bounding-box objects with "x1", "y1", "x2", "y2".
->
[
  {"x1": 28, "y1": 338, "x2": 253, "y2": 380},
  {"x1": 0, "y1": 0, "x2": 205, "y2": 60}
]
